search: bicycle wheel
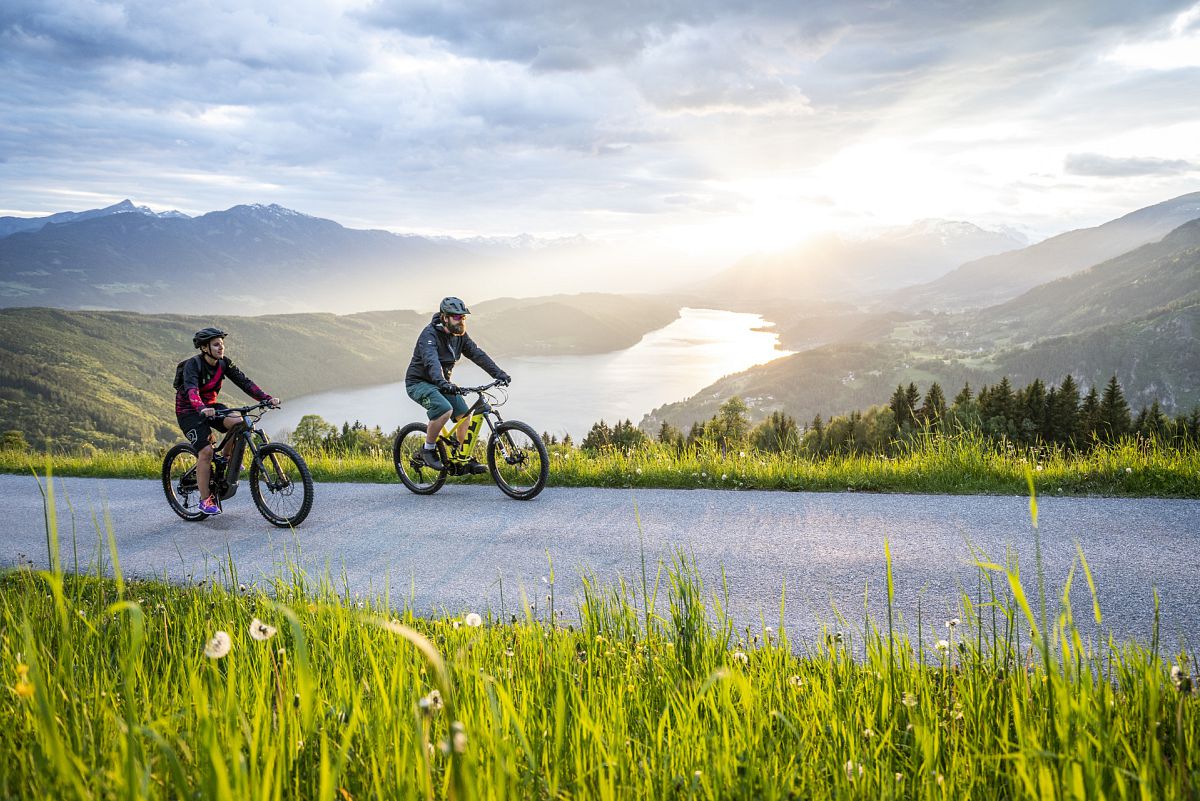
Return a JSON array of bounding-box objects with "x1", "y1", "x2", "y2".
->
[
  {"x1": 162, "y1": 443, "x2": 208, "y2": 521},
  {"x1": 393, "y1": 422, "x2": 447, "y2": 495},
  {"x1": 249, "y1": 443, "x2": 314, "y2": 527},
  {"x1": 487, "y1": 420, "x2": 549, "y2": 500}
]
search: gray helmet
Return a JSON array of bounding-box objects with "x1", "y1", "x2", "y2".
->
[
  {"x1": 439, "y1": 297, "x2": 470, "y2": 315},
  {"x1": 192, "y1": 327, "x2": 227, "y2": 349}
]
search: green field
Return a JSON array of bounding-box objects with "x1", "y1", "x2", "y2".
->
[
  {"x1": 3, "y1": 502, "x2": 1197, "y2": 799},
  {"x1": 2, "y1": 435, "x2": 1197, "y2": 497}
]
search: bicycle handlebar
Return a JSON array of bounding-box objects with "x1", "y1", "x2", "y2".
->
[
  {"x1": 454, "y1": 379, "x2": 506, "y2": 394},
  {"x1": 212, "y1": 399, "x2": 277, "y2": 418}
]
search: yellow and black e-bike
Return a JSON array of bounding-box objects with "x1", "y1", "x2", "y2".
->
[{"x1": 393, "y1": 380, "x2": 549, "y2": 500}]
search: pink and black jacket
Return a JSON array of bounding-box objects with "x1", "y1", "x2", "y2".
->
[{"x1": 174, "y1": 355, "x2": 270, "y2": 416}]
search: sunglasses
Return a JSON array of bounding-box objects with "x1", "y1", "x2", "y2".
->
[{"x1": 447, "y1": 314, "x2": 465, "y2": 321}]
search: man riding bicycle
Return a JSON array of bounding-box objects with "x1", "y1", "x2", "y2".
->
[
  {"x1": 175, "y1": 327, "x2": 280, "y2": 516},
  {"x1": 406, "y1": 297, "x2": 511, "y2": 472}
]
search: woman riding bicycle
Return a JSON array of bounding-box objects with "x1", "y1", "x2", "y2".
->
[
  {"x1": 174, "y1": 327, "x2": 280, "y2": 516},
  {"x1": 406, "y1": 297, "x2": 511, "y2": 472}
]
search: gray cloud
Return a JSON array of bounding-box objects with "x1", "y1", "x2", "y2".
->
[
  {"x1": 1, "y1": 0, "x2": 1198, "y2": 243},
  {"x1": 1065, "y1": 153, "x2": 1198, "y2": 177}
]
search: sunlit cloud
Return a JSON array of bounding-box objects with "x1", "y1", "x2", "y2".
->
[
  {"x1": 1, "y1": 0, "x2": 1197, "y2": 255},
  {"x1": 1108, "y1": 2, "x2": 1200, "y2": 69}
]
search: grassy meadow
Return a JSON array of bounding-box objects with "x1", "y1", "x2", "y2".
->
[
  {"x1": 2, "y1": 498, "x2": 1198, "y2": 800},
  {"x1": 1, "y1": 434, "x2": 1197, "y2": 497}
]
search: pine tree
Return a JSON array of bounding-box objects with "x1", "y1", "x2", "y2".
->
[
  {"x1": 1016, "y1": 378, "x2": 1046, "y2": 444},
  {"x1": 889, "y1": 385, "x2": 909, "y2": 431},
  {"x1": 1098, "y1": 375, "x2": 1132, "y2": 442},
  {"x1": 1140, "y1": 400, "x2": 1167, "y2": 439},
  {"x1": 657, "y1": 421, "x2": 682, "y2": 446},
  {"x1": 750, "y1": 411, "x2": 800, "y2": 453},
  {"x1": 1080, "y1": 386, "x2": 1101, "y2": 444},
  {"x1": 1050, "y1": 375, "x2": 1081, "y2": 447},
  {"x1": 581, "y1": 419, "x2": 613, "y2": 451},
  {"x1": 918, "y1": 382, "x2": 947, "y2": 428},
  {"x1": 952, "y1": 382, "x2": 973, "y2": 407},
  {"x1": 808, "y1": 414, "x2": 826, "y2": 455},
  {"x1": 904, "y1": 383, "x2": 921, "y2": 427}
]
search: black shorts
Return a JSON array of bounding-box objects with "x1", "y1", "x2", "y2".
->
[{"x1": 177, "y1": 403, "x2": 229, "y2": 449}]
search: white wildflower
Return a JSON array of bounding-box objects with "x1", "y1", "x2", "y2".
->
[
  {"x1": 946, "y1": 618, "x2": 960, "y2": 630},
  {"x1": 845, "y1": 760, "x2": 863, "y2": 780},
  {"x1": 204, "y1": 631, "x2": 232, "y2": 659},
  {"x1": 440, "y1": 721, "x2": 468, "y2": 754},
  {"x1": 902, "y1": 692, "x2": 917, "y2": 707},
  {"x1": 464, "y1": 612, "x2": 483, "y2": 628},
  {"x1": 249, "y1": 618, "x2": 277, "y2": 641},
  {"x1": 935, "y1": 639, "x2": 950, "y2": 653},
  {"x1": 418, "y1": 689, "x2": 444, "y2": 715},
  {"x1": 731, "y1": 650, "x2": 749, "y2": 665},
  {"x1": 1125, "y1": 467, "x2": 1132, "y2": 474}
]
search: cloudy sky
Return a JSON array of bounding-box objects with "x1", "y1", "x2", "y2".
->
[{"x1": 2, "y1": 0, "x2": 1199, "y2": 261}]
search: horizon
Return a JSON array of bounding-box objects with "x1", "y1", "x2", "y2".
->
[{"x1": 3, "y1": 1, "x2": 1199, "y2": 271}]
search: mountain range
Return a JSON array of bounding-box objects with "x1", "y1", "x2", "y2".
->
[
  {"x1": 644, "y1": 193, "x2": 1200, "y2": 430},
  {"x1": 3, "y1": 191, "x2": 1199, "y2": 445},
  {"x1": 885, "y1": 192, "x2": 1200, "y2": 311},
  {"x1": 0, "y1": 201, "x2": 598, "y2": 315}
]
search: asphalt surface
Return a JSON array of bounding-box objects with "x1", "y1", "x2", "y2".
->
[{"x1": 2, "y1": 473, "x2": 1198, "y2": 647}]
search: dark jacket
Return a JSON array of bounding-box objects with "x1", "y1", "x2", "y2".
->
[
  {"x1": 174, "y1": 354, "x2": 269, "y2": 415},
  {"x1": 405, "y1": 314, "x2": 503, "y2": 387}
]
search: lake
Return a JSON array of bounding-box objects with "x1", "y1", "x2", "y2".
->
[{"x1": 270, "y1": 307, "x2": 792, "y2": 441}]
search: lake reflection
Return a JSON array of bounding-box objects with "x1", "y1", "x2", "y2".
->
[{"x1": 271, "y1": 308, "x2": 792, "y2": 440}]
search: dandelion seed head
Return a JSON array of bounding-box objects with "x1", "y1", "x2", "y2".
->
[
  {"x1": 935, "y1": 639, "x2": 950, "y2": 653},
  {"x1": 946, "y1": 618, "x2": 960, "y2": 629},
  {"x1": 1125, "y1": 467, "x2": 1132, "y2": 474},
  {"x1": 902, "y1": 692, "x2": 917, "y2": 707},
  {"x1": 249, "y1": 618, "x2": 277, "y2": 641},
  {"x1": 465, "y1": 612, "x2": 482, "y2": 628},
  {"x1": 204, "y1": 631, "x2": 232, "y2": 659},
  {"x1": 731, "y1": 650, "x2": 749, "y2": 665}
]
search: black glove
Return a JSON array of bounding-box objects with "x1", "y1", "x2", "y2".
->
[
  {"x1": 437, "y1": 381, "x2": 459, "y2": 396},
  {"x1": 496, "y1": 372, "x2": 512, "y2": 386}
]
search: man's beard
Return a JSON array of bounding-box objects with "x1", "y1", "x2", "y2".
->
[{"x1": 447, "y1": 320, "x2": 466, "y2": 335}]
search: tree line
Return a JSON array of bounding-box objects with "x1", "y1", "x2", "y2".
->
[{"x1": 578, "y1": 374, "x2": 1200, "y2": 456}]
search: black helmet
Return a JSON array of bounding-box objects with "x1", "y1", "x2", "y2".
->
[
  {"x1": 439, "y1": 297, "x2": 470, "y2": 315},
  {"x1": 193, "y1": 327, "x2": 227, "y2": 349}
]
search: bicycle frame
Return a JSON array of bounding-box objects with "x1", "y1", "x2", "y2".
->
[
  {"x1": 438, "y1": 391, "x2": 503, "y2": 466},
  {"x1": 209, "y1": 407, "x2": 276, "y2": 500}
]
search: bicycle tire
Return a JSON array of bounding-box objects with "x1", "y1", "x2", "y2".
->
[
  {"x1": 393, "y1": 422, "x2": 447, "y2": 495},
  {"x1": 249, "y1": 443, "x2": 314, "y2": 527},
  {"x1": 486, "y1": 420, "x2": 549, "y2": 500},
  {"x1": 162, "y1": 443, "x2": 209, "y2": 521}
]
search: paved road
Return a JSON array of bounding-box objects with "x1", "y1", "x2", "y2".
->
[{"x1": 2, "y1": 474, "x2": 1197, "y2": 648}]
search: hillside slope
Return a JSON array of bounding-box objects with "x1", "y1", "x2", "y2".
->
[
  {"x1": 887, "y1": 192, "x2": 1200, "y2": 311},
  {"x1": 0, "y1": 294, "x2": 680, "y2": 449}
]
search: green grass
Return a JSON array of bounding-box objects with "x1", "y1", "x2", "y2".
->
[
  {"x1": 2, "y1": 434, "x2": 1198, "y2": 497},
  {"x1": 2, "y1": 496, "x2": 1197, "y2": 800}
]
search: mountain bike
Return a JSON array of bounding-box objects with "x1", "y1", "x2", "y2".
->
[
  {"x1": 162, "y1": 400, "x2": 314, "y2": 526},
  {"x1": 393, "y1": 380, "x2": 549, "y2": 500}
]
